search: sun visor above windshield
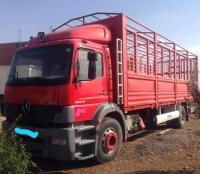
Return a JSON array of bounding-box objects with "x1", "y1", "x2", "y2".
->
[{"x1": 29, "y1": 24, "x2": 112, "y2": 45}]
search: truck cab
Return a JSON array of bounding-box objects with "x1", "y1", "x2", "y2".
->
[{"x1": 5, "y1": 24, "x2": 112, "y2": 124}]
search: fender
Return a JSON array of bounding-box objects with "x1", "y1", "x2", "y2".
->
[{"x1": 92, "y1": 102, "x2": 127, "y2": 140}]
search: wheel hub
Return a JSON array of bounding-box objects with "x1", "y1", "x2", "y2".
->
[{"x1": 102, "y1": 129, "x2": 118, "y2": 153}]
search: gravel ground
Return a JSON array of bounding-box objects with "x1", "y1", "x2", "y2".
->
[{"x1": 32, "y1": 115, "x2": 200, "y2": 174}]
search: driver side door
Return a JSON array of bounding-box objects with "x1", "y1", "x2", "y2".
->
[{"x1": 74, "y1": 47, "x2": 108, "y2": 122}]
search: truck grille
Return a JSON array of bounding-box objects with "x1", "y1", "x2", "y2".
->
[
  {"x1": 20, "y1": 136, "x2": 46, "y2": 145},
  {"x1": 4, "y1": 104, "x2": 62, "y2": 127}
]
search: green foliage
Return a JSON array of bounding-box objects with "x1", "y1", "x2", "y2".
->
[
  {"x1": 0, "y1": 131, "x2": 31, "y2": 174},
  {"x1": 188, "y1": 81, "x2": 200, "y2": 118}
]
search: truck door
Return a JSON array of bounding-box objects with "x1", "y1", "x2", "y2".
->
[{"x1": 74, "y1": 47, "x2": 108, "y2": 122}]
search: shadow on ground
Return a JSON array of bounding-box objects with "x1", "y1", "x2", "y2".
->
[
  {"x1": 125, "y1": 170, "x2": 194, "y2": 174},
  {"x1": 32, "y1": 156, "x2": 99, "y2": 174},
  {"x1": 127, "y1": 124, "x2": 169, "y2": 142}
]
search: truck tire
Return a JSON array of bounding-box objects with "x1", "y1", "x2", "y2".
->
[
  {"x1": 167, "y1": 105, "x2": 186, "y2": 129},
  {"x1": 146, "y1": 109, "x2": 158, "y2": 129},
  {"x1": 96, "y1": 117, "x2": 123, "y2": 163}
]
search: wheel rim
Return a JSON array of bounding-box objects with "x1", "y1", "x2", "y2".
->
[{"x1": 102, "y1": 128, "x2": 118, "y2": 154}]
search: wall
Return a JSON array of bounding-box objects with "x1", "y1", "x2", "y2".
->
[{"x1": 0, "y1": 65, "x2": 9, "y2": 95}]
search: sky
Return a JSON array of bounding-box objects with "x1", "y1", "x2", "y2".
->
[{"x1": 0, "y1": 0, "x2": 200, "y2": 56}]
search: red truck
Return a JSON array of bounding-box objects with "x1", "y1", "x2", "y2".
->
[{"x1": 2, "y1": 13, "x2": 198, "y2": 163}]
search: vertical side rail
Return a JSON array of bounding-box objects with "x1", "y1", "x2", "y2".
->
[
  {"x1": 161, "y1": 46, "x2": 164, "y2": 77},
  {"x1": 147, "y1": 40, "x2": 150, "y2": 74},
  {"x1": 184, "y1": 57, "x2": 186, "y2": 80},
  {"x1": 174, "y1": 44, "x2": 177, "y2": 79},
  {"x1": 187, "y1": 51, "x2": 189, "y2": 81},
  {"x1": 186, "y1": 51, "x2": 190, "y2": 99},
  {"x1": 154, "y1": 33, "x2": 158, "y2": 107},
  {"x1": 189, "y1": 59, "x2": 192, "y2": 81},
  {"x1": 169, "y1": 50, "x2": 171, "y2": 78},
  {"x1": 196, "y1": 56, "x2": 198, "y2": 82},
  {"x1": 179, "y1": 55, "x2": 181, "y2": 79},
  {"x1": 134, "y1": 33, "x2": 138, "y2": 73},
  {"x1": 116, "y1": 38, "x2": 124, "y2": 105},
  {"x1": 173, "y1": 44, "x2": 177, "y2": 102}
]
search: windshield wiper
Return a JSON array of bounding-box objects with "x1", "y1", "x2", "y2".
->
[{"x1": 45, "y1": 75, "x2": 65, "y2": 79}]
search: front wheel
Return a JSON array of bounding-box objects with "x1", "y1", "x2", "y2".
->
[{"x1": 96, "y1": 117, "x2": 123, "y2": 163}]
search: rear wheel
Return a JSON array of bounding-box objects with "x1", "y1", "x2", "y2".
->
[
  {"x1": 96, "y1": 117, "x2": 122, "y2": 163},
  {"x1": 167, "y1": 105, "x2": 186, "y2": 129}
]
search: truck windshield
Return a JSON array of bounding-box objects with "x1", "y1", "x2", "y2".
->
[{"x1": 8, "y1": 44, "x2": 72, "y2": 85}]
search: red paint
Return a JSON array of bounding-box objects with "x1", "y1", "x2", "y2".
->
[
  {"x1": 139, "y1": 117, "x2": 145, "y2": 130},
  {"x1": 29, "y1": 24, "x2": 111, "y2": 45},
  {"x1": 105, "y1": 130, "x2": 118, "y2": 152},
  {"x1": 73, "y1": 48, "x2": 109, "y2": 121},
  {"x1": 5, "y1": 86, "x2": 59, "y2": 106}
]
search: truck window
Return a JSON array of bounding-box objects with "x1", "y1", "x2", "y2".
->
[
  {"x1": 7, "y1": 44, "x2": 73, "y2": 85},
  {"x1": 16, "y1": 57, "x2": 43, "y2": 78},
  {"x1": 96, "y1": 53, "x2": 103, "y2": 78},
  {"x1": 77, "y1": 49, "x2": 103, "y2": 81}
]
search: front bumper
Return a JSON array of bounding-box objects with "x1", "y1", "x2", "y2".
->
[{"x1": 6, "y1": 123, "x2": 76, "y2": 161}]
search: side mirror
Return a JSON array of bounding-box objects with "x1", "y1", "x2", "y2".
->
[{"x1": 88, "y1": 52, "x2": 97, "y2": 80}]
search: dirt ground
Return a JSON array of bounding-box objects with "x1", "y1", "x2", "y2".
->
[{"x1": 31, "y1": 115, "x2": 200, "y2": 174}]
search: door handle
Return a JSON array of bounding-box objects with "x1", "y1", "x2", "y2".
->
[{"x1": 99, "y1": 91, "x2": 107, "y2": 95}]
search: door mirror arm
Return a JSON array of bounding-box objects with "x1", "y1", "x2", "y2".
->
[{"x1": 88, "y1": 52, "x2": 97, "y2": 80}]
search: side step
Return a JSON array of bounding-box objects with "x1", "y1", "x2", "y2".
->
[
  {"x1": 76, "y1": 125, "x2": 95, "y2": 132},
  {"x1": 75, "y1": 139, "x2": 95, "y2": 146},
  {"x1": 74, "y1": 125, "x2": 96, "y2": 160},
  {"x1": 75, "y1": 153, "x2": 95, "y2": 160}
]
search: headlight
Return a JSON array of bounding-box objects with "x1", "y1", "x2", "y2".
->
[{"x1": 50, "y1": 137, "x2": 67, "y2": 146}]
